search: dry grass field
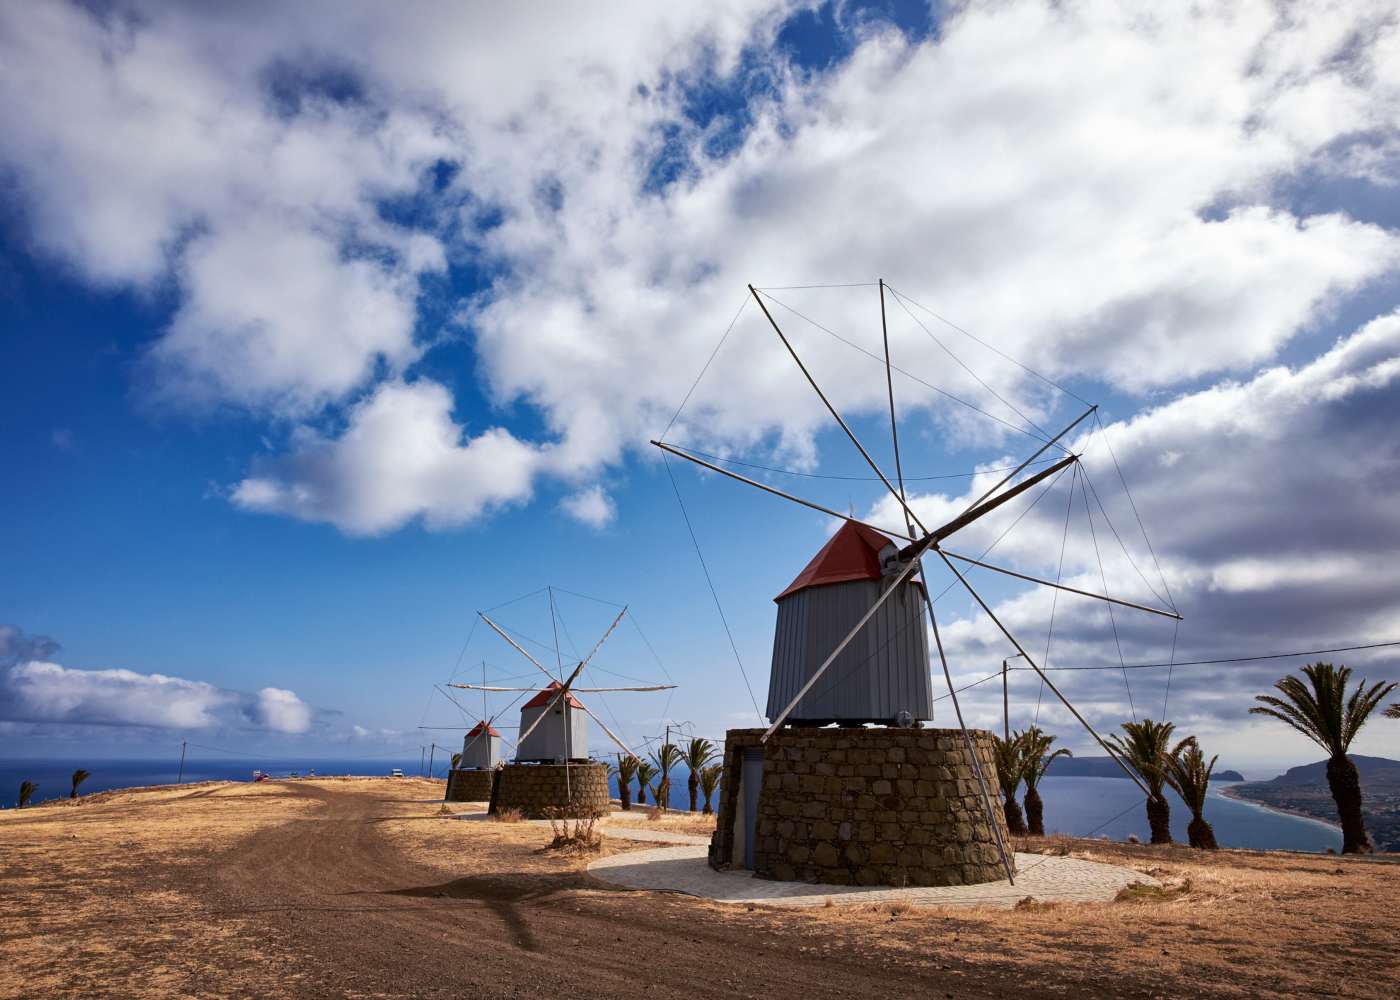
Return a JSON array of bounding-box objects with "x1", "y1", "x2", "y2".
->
[{"x1": 2, "y1": 778, "x2": 1397, "y2": 999}]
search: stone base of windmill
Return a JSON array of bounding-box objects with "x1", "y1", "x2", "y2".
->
[
  {"x1": 444, "y1": 768, "x2": 496, "y2": 802},
  {"x1": 709, "y1": 728, "x2": 1013, "y2": 888},
  {"x1": 491, "y1": 762, "x2": 609, "y2": 819}
]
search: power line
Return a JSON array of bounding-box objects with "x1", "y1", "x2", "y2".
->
[{"x1": 939, "y1": 639, "x2": 1400, "y2": 703}]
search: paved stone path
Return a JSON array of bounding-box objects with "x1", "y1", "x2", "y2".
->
[{"x1": 587, "y1": 847, "x2": 1157, "y2": 909}]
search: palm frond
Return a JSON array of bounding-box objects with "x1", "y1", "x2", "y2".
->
[
  {"x1": 682, "y1": 738, "x2": 716, "y2": 772},
  {"x1": 1104, "y1": 719, "x2": 1175, "y2": 795},
  {"x1": 1253, "y1": 663, "x2": 1393, "y2": 755},
  {"x1": 698, "y1": 764, "x2": 723, "y2": 796}
]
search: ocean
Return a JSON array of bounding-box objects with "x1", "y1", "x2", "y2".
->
[{"x1": 3, "y1": 758, "x2": 1342, "y2": 853}]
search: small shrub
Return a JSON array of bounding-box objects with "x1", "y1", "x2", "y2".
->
[
  {"x1": 494, "y1": 807, "x2": 525, "y2": 823},
  {"x1": 1014, "y1": 896, "x2": 1059, "y2": 912},
  {"x1": 1126, "y1": 834, "x2": 1140, "y2": 845},
  {"x1": 645, "y1": 806, "x2": 663, "y2": 823},
  {"x1": 1114, "y1": 878, "x2": 1192, "y2": 903},
  {"x1": 543, "y1": 808, "x2": 602, "y2": 852},
  {"x1": 887, "y1": 900, "x2": 912, "y2": 917}
]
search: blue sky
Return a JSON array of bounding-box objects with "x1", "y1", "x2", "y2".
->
[{"x1": 3, "y1": 1, "x2": 1400, "y2": 774}]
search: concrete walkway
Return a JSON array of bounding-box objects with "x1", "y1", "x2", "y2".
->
[{"x1": 587, "y1": 847, "x2": 1158, "y2": 909}]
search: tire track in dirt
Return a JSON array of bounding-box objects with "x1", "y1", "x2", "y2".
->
[{"x1": 195, "y1": 783, "x2": 1018, "y2": 1000}]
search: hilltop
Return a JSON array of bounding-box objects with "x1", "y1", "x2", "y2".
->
[
  {"x1": 1228, "y1": 755, "x2": 1400, "y2": 852},
  {"x1": 3, "y1": 777, "x2": 1397, "y2": 998}
]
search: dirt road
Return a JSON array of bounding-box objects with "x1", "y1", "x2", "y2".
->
[
  {"x1": 5, "y1": 778, "x2": 1399, "y2": 999},
  {"x1": 195, "y1": 782, "x2": 1024, "y2": 999}
]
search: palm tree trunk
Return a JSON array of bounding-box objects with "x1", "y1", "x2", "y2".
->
[
  {"x1": 636, "y1": 780, "x2": 646, "y2": 806},
  {"x1": 702, "y1": 793, "x2": 714, "y2": 815},
  {"x1": 1187, "y1": 814, "x2": 1217, "y2": 850},
  {"x1": 1003, "y1": 790, "x2": 1027, "y2": 836},
  {"x1": 619, "y1": 780, "x2": 631, "y2": 811},
  {"x1": 1326, "y1": 753, "x2": 1373, "y2": 853},
  {"x1": 1024, "y1": 785, "x2": 1045, "y2": 836},
  {"x1": 688, "y1": 773, "x2": 699, "y2": 812},
  {"x1": 1146, "y1": 792, "x2": 1173, "y2": 844}
]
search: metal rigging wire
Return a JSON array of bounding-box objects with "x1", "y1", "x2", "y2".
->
[
  {"x1": 755, "y1": 289, "x2": 1065, "y2": 449},
  {"x1": 1080, "y1": 468, "x2": 1136, "y2": 722},
  {"x1": 1037, "y1": 463, "x2": 1080, "y2": 725},
  {"x1": 672, "y1": 447, "x2": 1060, "y2": 483},
  {"x1": 884, "y1": 284, "x2": 1093, "y2": 408},
  {"x1": 660, "y1": 294, "x2": 749, "y2": 441},
  {"x1": 663, "y1": 452, "x2": 764, "y2": 723}
]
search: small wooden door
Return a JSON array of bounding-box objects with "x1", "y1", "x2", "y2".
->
[{"x1": 741, "y1": 747, "x2": 765, "y2": 869}]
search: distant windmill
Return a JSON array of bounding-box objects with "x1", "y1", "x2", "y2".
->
[
  {"x1": 654, "y1": 280, "x2": 1181, "y2": 882},
  {"x1": 447, "y1": 591, "x2": 677, "y2": 817}
]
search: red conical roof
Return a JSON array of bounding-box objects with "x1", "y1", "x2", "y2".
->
[
  {"x1": 775, "y1": 520, "x2": 901, "y2": 601},
  {"x1": 522, "y1": 680, "x2": 584, "y2": 710},
  {"x1": 468, "y1": 719, "x2": 501, "y2": 738}
]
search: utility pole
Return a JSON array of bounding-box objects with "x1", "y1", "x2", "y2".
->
[
  {"x1": 1002, "y1": 653, "x2": 1026, "y2": 741},
  {"x1": 427, "y1": 743, "x2": 436, "y2": 778},
  {"x1": 177, "y1": 740, "x2": 187, "y2": 784},
  {"x1": 420, "y1": 746, "x2": 425, "y2": 777}
]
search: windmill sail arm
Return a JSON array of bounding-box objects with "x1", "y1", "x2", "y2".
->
[
  {"x1": 449, "y1": 683, "x2": 677, "y2": 693},
  {"x1": 575, "y1": 702, "x2": 645, "y2": 763},
  {"x1": 650, "y1": 440, "x2": 916, "y2": 542},
  {"x1": 902, "y1": 453, "x2": 1077, "y2": 559},
  {"x1": 478, "y1": 612, "x2": 557, "y2": 681},
  {"x1": 940, "y1": 549, "x2": 1182, "y2": 621},
  {"x1": 958, "y1": 405, "x2": 1095, "y2": 516},
  {"x1": 578, "y1": 605, "x2": 629, "y2": 671}
]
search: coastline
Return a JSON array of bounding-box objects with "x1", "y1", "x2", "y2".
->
[{"x1": 1218, "y1": 783, "x2": 1342, "y2": 833}]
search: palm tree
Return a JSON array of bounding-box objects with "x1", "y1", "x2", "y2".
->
[
  {"x1": 1105, "y1": 719, "x2": 1177, "y2": 844},
  {"x1": 18, "y1": 781, "x2": 37, "y2": 808},
  {"x1": 635, "y1": 760, "x2": 657, "y2": 806},
  {"x1": 1251, "y1": 662, "x2": 1396, "y2": 853},
  {"x1": 1165, "y1": 738, "x2": 1217, "y2": 849},
  {"x1": 1017, "y1": 727, "x2": 1071, "y2": 836},
  {"x1": 651, "y1": 743, "x2": 683, "y2": 812},
  {"x1": 70, "y1": 769, "x2": 91, "y2": 800},
  {"x1": 450, "y1": 753, "x2": 462, "y2": 771},
  {"x1": 1386, "y1": 703, "x2": 1399, "y2": 720},
  {"x1": 699, "y1": 763, "x2": 723, "y2": 815},
  {"x1": 991, "y1": 734, "x2": 1027, "y2": 836},
  {"x1": 682, "y1": 738, "x2": 717, "y2": 812},
  {"x1": 613, "y1": 754, "x2": 638, "y2": 810}
]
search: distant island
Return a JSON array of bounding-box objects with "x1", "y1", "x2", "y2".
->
[
  {"x1": 1225, "y1": 755, "x2": 1400, "y2": 852},
  {"x1": 1045, "y1": 755, "x2": 1243, "y2": 782}
]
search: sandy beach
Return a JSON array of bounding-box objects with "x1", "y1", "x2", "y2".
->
[{"x1": 1218, "y1": 783, "x2": 1344, "y2": 833}]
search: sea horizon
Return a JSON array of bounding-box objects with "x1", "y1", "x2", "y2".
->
[{"x1": 2, "y1": 757, "x2": 1345, "y2": 854}]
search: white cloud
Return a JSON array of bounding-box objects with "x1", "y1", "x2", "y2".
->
[
  {"x1": 254, "y1": 687, "x2": 312, "y2": 734},
  {"x1": 560, "y1": 485, "x2": 617, "y2": 529},
  {"x1": 231, "y1": 379, "x2": 543, "y2": 535},
  {"x1": 5, "y1": 660, "x2": 234, "y2": 729},
  {"x1": 1, "y1": 646, "x2": 322, "y2": 736},
  {"x1": 874, "y1": 310, "x2": 1400, "y2": 760},
  {"x1": 2, "y1": 2, "x2": 1398, "y2": 536}
]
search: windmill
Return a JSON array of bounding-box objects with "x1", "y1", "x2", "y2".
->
[
  {"x1": 654, "y1": 280, "x2": 1181, "y2": 886},
  {"x1": 447, "y1": 590, "x2": 677, "y2": 818}
]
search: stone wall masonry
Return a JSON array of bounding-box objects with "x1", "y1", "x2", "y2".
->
[
  {"x1": 491, "y1": 762, "x2": 609, "y2": 819},
  {"x1": 445, "y1": 768, "x2": 496, "y2": 802},
  {"x1": 710, "y1": 727, "x2": 1012, "y2": 888}
]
